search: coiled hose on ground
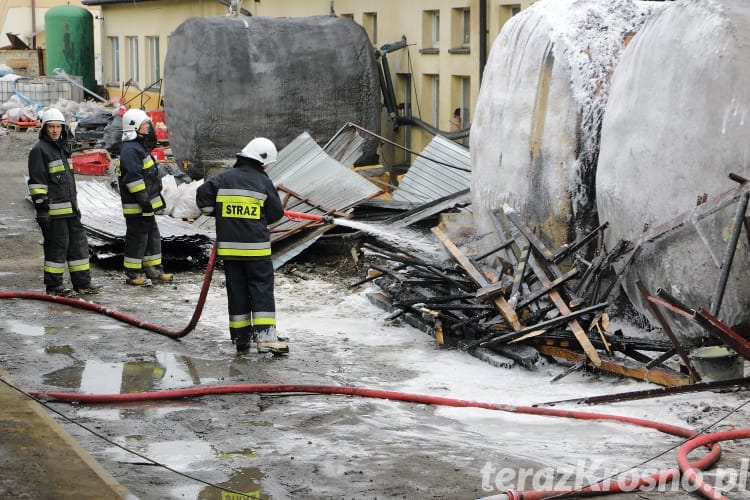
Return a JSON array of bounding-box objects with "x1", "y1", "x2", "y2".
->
[
  {"x1": 29, "y1": 383, "x2": 749, "y2": 499},
  {"x1": 2, "y1": 238, "x2": 748, "y2": 498},
  {"x1": 0, "y1": 242, "x2": 218, "y2": 339}
]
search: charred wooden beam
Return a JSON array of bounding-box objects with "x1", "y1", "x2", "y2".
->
[
  {"x1": 463, "y1": 303, "x2": 608, "y2": 351},
  {"x1": 598, "y1": 244, "x2": 640, "y2": 303},
  {"x1": 507, "y1": 243, "x2": 530, "y2": 308},
  {"x1": 538, "y1": 330, "x2": 675, "y2": 353},
  {"x1": 535, "y1": 345, "x2": 693, "y2": 387},
  {"x1": 515, "y1": 268, "x2": 579, "y2": 310},
  {"x1": 473, "y1": 239, "x2": 517, "y2": 262},
  {"x1": 504, "y1": 209, "x2": 555, "y2": 261},
  {"x1": 475, "y1": 281, "x2": 507, "y2": 303},
  {"x1": 552, "y1": 222, "x2": 609, "y2": 263},
  {"x1": 645, "y1": 349, "x2": 676, "y2": 369},
  {"x1": 527, "y1": 254, "x2": 602, "y2": 366},
  {"x1": 432, "y1": 226, "x2": 522, "y2": 330},
  {"x1": 350, "y1": 262, "x2": 408, "y2": 288}
]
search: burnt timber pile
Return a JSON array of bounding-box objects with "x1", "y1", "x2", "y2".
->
[{"x1": 355, "y1": 180, "x2": 750, "y2": 389}]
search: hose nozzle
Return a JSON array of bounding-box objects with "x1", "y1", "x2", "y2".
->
[{"x1": 322, "y1": 215, "x2": 335, "y2": 224}]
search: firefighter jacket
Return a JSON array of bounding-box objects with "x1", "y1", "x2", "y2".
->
[
  {"x1": 195, "y1": 157, "x2": 284, "y2": 260},
  {"x1": 117, "y1": 139, "x2": 165, "y2": 217},
  {"x1": 27, "y1": 127, "x2": 79, "y2": 219}
]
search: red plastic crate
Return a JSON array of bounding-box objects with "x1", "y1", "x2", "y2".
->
[
  {"x1": 155, "y1": 123, "x2": 169, "y2": 141},
  {"x1": 72, "y1": 150, "x2": 111, "y2": 175},
  {"x1": 150, "y1": 147, "x2": 166, "y2": 161},
  {"x1": 147, "y1": 110, "x2": 166, "y2": 124},
  {"x1": 73, "y1": 162, "x2": 109, "y2": 175}
]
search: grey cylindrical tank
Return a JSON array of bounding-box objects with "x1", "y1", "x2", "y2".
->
[
  {"x1": 164, "y1": 15, "x2": 380, "y2": 174},
  {"x1": 597, "y1": 0, "x2": 750, "y2": 338},
  {"x1": 470, "y1": 0, "x2": 653, "y2": 250}
]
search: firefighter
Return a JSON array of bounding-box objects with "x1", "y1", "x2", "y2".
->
[
  {"x1": 27, "y1": 108, "x2": 102, "y2": 296},
  {"x1": 195, "y1": 137, "x2": 287, "y2": 354},
  {"x1": 117, "y1": 108, "x2": 172, "y2": 286}
]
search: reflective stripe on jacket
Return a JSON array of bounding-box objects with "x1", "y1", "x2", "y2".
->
[
  {"x1": 27, "y1": 129, "x2": 78, "y2": 219},
  {"x1": 117, "y1": 140, "x2": 164, "y2": 216},
  {"x1": 195, "y1": 157, "x2": 284, "y2": 260}
]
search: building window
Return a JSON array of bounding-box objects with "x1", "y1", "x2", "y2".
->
[
  {"x1": 499, "y1": 4, "x2": 522, "y2": 31},
  {"x1": 451, "y1": 75, "x2": 471, "y2": 145},
  {"x1": 363, "y1": 12, "x2": 377, "y2": 45},
  {"x1": 146, "y1": 36, "x2": 160, "y2": 84},
  {"x1": 108, "y1": 36, "x2": 120, "y2": 85},
  {"x1": 396, "y1": 73, "x2": 412, "y2": 165},
  {"x1": 422, "y1": 10, "x2": 440, "y2": 51},
  {"x1": 340, "y1": 13, "x2": 354, "y2": 20},
  {"x1": 451, "y1": 8, "x2": 471, "y2": 49},
  {"x1": 432, "y1": 11, "x2": 440, "y2": 48},
  {"x1": 422, "y1": 74, "x2": 439, "y2": 127},
  {"x1": 125, "y1": 36, "x2": 139, "y2": 85}
]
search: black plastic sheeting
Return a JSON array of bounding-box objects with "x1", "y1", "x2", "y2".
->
[{"x1": 164, "y1": 15, "x2": 380, "y2": 175}]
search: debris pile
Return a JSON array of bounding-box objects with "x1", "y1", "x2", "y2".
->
[{"x1": 356, "y1": 190, "x2": 750, "y2": 388}]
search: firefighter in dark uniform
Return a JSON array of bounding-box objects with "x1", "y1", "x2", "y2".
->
[
  {"x1": 117, "y1": 108, "x2": 172, "y2": 286},
  {"x1": 27, "y1": 108, "x2": 102, "y2": 296},
  {"x1": 195, "y1": 137, "x2": 287, "y2": 354}
]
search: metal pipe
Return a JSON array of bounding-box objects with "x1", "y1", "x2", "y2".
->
[
  {"x1": 479, "y1": 0, "x2": 487, "y2": 83},
  {"x1": 31, "y1": 0, "x2": 36, "y2": 49},
  {"x1": 709, "y1": 178, "x2": 749, "y2": 315}
]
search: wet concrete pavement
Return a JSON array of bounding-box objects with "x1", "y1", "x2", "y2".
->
[
  {"x1": 0, "y1": 366, "x2": 132, "y2": 499},
  {"x1": 2, "y1": 130, "x2": 749, "y2": 499}
]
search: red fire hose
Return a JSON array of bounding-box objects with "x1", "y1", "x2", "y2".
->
[
  {"x1": 2, "y1": 221, "x2": 747, "y2": 498},
  {"x1": 0, "y1": 242, "x2": 218, "y2": 339},
  {"x1": 283, "y1": 210, "x2": 335, "y2": 224},
  {"x1": 0, "y1": 213, "x2": 329, "y2": 338},
  {"x1": 29, "y1": 383, "x2": 747, "y2": 499}
]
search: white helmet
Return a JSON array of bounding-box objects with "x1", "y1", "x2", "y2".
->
[
  {"x1": 238, "y1": 137, "x2": 278, "y2": 166},
  {"x1": 121, "y1": 108, "x2": 151, "y2": 141},
  {"x1": 41, "y1": 108, "x2": 66, "y2": 126}
]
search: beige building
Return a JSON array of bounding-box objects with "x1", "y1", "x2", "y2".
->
[{"x1": 81, "y1": 0, "x2": 534, "y2": 164}]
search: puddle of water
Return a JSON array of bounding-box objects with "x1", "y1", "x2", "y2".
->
[
  {"x1": 107, "y1": 437, "x2": 215, "y2": 471},
  {"x1": 78, "y1": 401, "x2": 206, "y2": 421},
  {"x1": 197, "y1": 466, "x2": 265, "y2": 500},
  {"x1": 43, "y1": 352, "x2": 242, "y2": 393},
  {"x1": 172, "y1": 464, "x2": 266, "y2": 500},
  {"x1": 1, "y1": 319, "x2": 57, "y2": 337},
  {"x1": 45, "y1": 344, "x2": 76, "y2": 357}
]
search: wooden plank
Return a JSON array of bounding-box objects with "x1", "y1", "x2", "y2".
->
[
  {"x1": 527, "y1": 254, "x2": 602, "y2": 367},
  {"x1": 475, "y1": 281, "x2": 506, "y2": 302},
  {"x1": 432, "y1": 226, "x2": 522, "y2": 330},
  {"x1": 536, "y1": 345, "x2": 693, "y2": 387}
]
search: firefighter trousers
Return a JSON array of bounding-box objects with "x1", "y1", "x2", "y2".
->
[
  {"x1": 42, "y1": 215, "x2": 91, "y2": 289},
  {"x1": 223, "y1": 259, "x2": 276, "y2": 341},
  {"x1": 124, "y1": 215, "x2": 164, "y2": 278}
]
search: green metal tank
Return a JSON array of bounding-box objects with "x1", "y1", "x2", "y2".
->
[{"x1": 45, "y1": 5, "x2": 96, "y2": 95}]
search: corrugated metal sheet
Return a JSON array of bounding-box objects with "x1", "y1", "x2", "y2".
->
[
  {"x1": 269, "y1": 131, "x2": 382, "y2": 211},
  {"x1": 322, "y1": 125, "x2": 366, "y2": 168},
  {"x1": 391, "y1": 134, "x2": 471, "y2": 204},
  {"x1": 76, "y1": 180, "x2": 214, "y2": 264}
]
